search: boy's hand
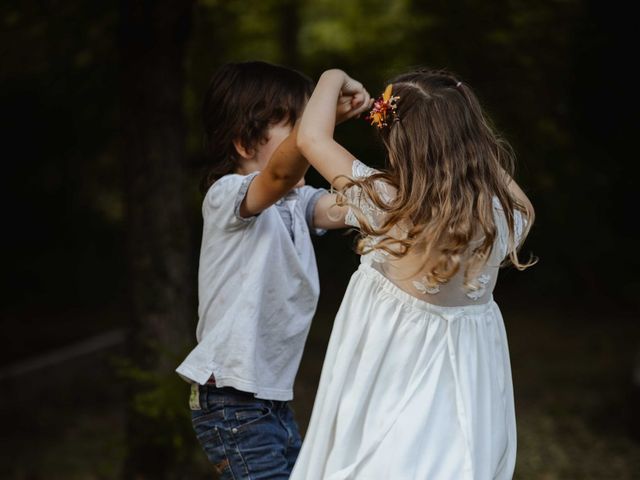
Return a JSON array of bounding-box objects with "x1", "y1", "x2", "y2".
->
[{"x1": 335, "y1": 74, "x2": 372, "y2": 125}]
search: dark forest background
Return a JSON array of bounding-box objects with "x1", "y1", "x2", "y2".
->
[{"x1": 1, "y1": 0, "x2": 638, "y2": 479}]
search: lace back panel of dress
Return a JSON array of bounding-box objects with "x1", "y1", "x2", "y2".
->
[{"x1": 345, "y1": 160, "x2": 524, "y2": 308}]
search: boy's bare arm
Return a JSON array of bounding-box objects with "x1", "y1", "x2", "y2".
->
[
  {"x1": 312, "y1": 193, "x2": 348, "y2": 230},
  {"x1": 240, "y1": 123, "x2": 308, "y2": 217},
  {"x1": 240, "y1": 85, "x2": 371, "y2": 219}
]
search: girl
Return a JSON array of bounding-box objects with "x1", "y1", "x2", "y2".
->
[
  {"x1": 292, "y1": 69, "x2": 534, "y2": 479},
  {"x1": 176, "y1": 62, "x2": 370, "y2": 479}
]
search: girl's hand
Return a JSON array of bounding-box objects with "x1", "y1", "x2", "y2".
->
[
  {"x1": 335, "y1": 74, "x2": 373, "y2": 125},
  {"x1": 298, "y1": 69, "x2": 372, "y2": 189}
]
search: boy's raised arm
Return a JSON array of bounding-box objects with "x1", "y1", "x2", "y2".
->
[
  {"x1": 241, "y1": 78, "x2": 372, "y2": 218},
  {"x1": 240, "y1": 122, "x2": 307, "y2": 217}
]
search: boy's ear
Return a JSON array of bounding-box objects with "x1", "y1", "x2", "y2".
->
[{"x1": 232, "y1": 139, "x2": 254, "y2": 160}]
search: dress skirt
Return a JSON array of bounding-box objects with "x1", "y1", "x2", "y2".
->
[{"x1": 290, "y1": 263, "x2": 517, "y2": 480}]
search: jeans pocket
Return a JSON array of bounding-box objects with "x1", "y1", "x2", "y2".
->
[
  {"x1": 232, "y1": 404, "x2": 272, "y2": 430},
  {"x1": 191, "y1": 410, "x2": 234, "y2": 478},
  {"x1": 192, "y1": 408, "x2": 225, "y2": 428}
]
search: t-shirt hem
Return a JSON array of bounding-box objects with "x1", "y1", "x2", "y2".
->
[
  {"x1": 175, "y1": 365, "x2": 293, "y2": 401},
  {"x1": 213, "y1": 375, "x2": 294, "y2": 402}
]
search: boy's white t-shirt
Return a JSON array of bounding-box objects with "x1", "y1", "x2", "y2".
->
[{"x1": 176, "y1": 172, "x2": 326, "y2": 401}]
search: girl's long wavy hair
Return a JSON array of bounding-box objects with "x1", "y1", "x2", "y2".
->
[{"x1": 340, "y1": 69, "x2": 535, "y2": 288}]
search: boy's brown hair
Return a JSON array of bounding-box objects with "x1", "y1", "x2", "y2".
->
[{"x1": 201, "y1": 61, "x2": 313, "y2": 189}]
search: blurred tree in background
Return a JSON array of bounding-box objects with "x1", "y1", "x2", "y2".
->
[
  {"x1": 4, "y1": 0, "x2": 633, "y2": 314},
  {"x1": 119, "y1": 1, "x2": 196, "y2": 478},
  {"x1": 1, "y1": 0, "x2": 637, "y2": 478}
]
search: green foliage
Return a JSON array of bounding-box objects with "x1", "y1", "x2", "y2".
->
[
  {"x1": 4, "y1": 0, "x2": 633, "y2": 308},
  {"x1": 1, "y1": 0, "x2": 638, "y2": 477},
  {"x1": 188, "y1": 0, "x2": 639, "y2": 305},
  {"x1": 114, "y1": 346, "x2": 196, "y2": 464},
  {"x1": 299, "y1": 0, "x2": 431, "y2": 70}
]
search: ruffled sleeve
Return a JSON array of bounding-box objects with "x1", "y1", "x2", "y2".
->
[
  {"x1": 344, "y1": 160, "x2": 394, "y2": 229},
  {"x1": 492, "y1": 196, "x2": 528, "y2": 259}
]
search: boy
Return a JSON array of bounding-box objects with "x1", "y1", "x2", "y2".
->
[{"x1": 176, "y1": 61, "x2": 369, "y2": 479}]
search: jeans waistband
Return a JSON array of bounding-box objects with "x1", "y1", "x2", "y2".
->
[{"x1": 199, "y1": 384, "x2": 288, "y2": 407}]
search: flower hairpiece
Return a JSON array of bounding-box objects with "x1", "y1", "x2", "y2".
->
[{"x1": 366, "y1": 84, "x2": 400, "y2": 129}]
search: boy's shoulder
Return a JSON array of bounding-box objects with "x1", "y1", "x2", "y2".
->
[
  {"x1": 206, "y1": 173, "x2": 245, "y2": 195},
  {"x1": 202, "y1": 172, "x2": 257, "y2": 215},
  {"x1": 204, "y1": 172, "x2": 254, "y2": 202}
]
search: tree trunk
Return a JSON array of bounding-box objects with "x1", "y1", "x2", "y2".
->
[
  {"x1": 277, "y1": 0, "x2": 300, "y2": 68},
  {"x1": 119, "y1": 1, "x2": 195, "y2": 478}
]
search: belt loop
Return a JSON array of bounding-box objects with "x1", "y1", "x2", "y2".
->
[{"x1": 199, "y1": 383, "x2": 206, "y2": 409}]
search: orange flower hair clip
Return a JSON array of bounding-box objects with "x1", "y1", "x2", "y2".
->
[{"x1": 366, "y1": 84, "x2": 400, "y2": 129}]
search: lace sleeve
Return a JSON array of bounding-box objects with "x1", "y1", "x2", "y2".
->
[
  {"x1": 493, "y1": 196, "x2": 528, "y2": 259},
  {"x1": 513, "y1": 209, "x2": 526, "y2": 246},
  {"x1": 343, "y1": 160, "x2": 394, "y2": 229}
]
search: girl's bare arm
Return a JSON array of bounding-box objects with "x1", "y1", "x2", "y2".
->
[
  {"x1": 297, "y1": 69, "x2": 371, "y2": 190},
  {"x1": 241, "y1": 92, "x2": 365, "y2": 217}
]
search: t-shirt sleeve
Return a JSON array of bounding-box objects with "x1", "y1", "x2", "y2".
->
[
  {"x1": 343, "y1": 160, "x2": 393, "y2": 229},
  {"x1": 203, "y1": 173, "x2": 260, "y2": 230},
  {"x1": 296, "y1": 185, "x2": 329, "y2": 236}
]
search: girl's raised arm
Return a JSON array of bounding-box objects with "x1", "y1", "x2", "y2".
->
[
  {"x1": 297, "y1": 70, "x2": 371, "y2": 190},
  {"x1": 240, "y1": 86, "x2": 370, "y2": 218}
]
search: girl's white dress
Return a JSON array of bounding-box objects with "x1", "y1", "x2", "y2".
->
[{"x1": 291, "y1": 161, "x2": 524, "y2": 480}]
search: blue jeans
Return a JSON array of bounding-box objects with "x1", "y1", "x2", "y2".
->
[{"x1": 191, "y1": 385, "x2": 302, "y2": 479}]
